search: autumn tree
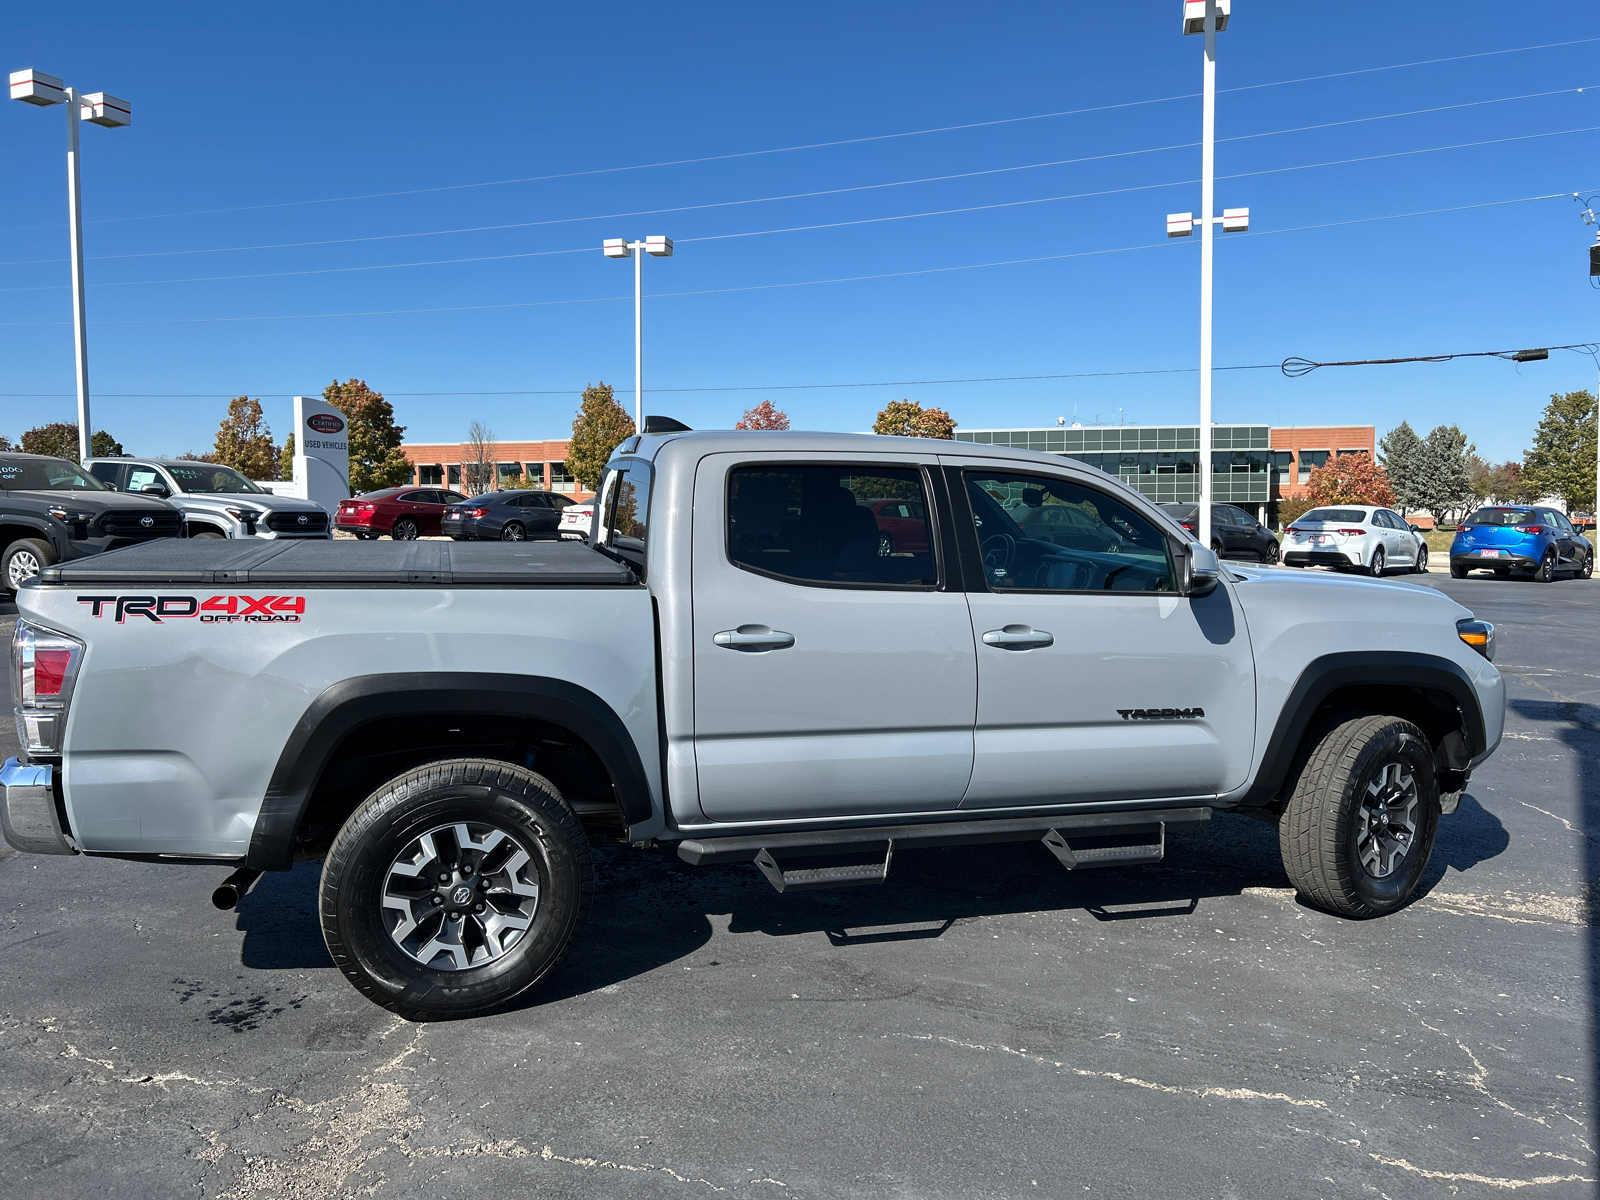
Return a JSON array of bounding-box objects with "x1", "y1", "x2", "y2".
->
[
  {"x1": 1522, "y1": 389, "x2": 1597, "y2": 513},
  {"x1": 1304, "y1": 453, "x2": 1397, "y2": 507},
  {"x1": 872, "y1": 399, "x2": 956, "y2": 439},
  {"x1": 735, "y1": 400, "x2": 790, "y2": 430},
  {"x1": 567, "y1": 382, "x2": 635, "y2": 492},
  {"x1": 211, "y1": 397, "x2": 279, "y2": 481},
  {"x1": 323, "y1": 378, "x2": 412, "y2": 494},
  {"x1": 20, "y1": 423, "x2": 122, "y2": 463},
  {"x1": 279, "y1": 432, "x2": 296, "y2": 481}
]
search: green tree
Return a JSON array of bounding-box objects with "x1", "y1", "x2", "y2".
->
[
  {"x1": 1522, "y1": 390, "x2": 1597, "y2": 513},
  {"x1": 735, "y1": 400, "x2": 790, "y2": 430},
  {"x1": 212, "y1": 396, "x2": 279, "y2": 480},
  {"x1": 20, "y1": 423, "x2": 122, "y2": 463},
  {"x1": 1413, "y1": 424, "x2": 1475, "y2": 523},
  {"x1": 1377, "y1": 421, "x2": 1425, "y2": 515},
  {"x1": 323, "y1": 379, "x2": 412, "y2": 494},
  {"x1": 278, "y1": 432, "x2": 296, "y2": 481},
  {"x1": 872, "y1": 399, "x2": 956, "y2": 439},
  {"x1": 567, "y1": 382, "x2": 635, "y2": 491}
]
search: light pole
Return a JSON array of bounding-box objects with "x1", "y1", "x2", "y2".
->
[
  {"x1": 1165, "y1": 1, "x2": 1248, "y2": 552},
  {"x1": 10, "y1": 70, "x2": 131, "y2": 464},
  {"x1": 602, "y1": 236, "x2": 673, "y2": 433}
]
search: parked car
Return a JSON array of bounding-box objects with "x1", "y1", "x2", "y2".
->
[
  {"x1": 1282, "y1": 505, "x2": 1428, "y2": 575},
  {"x1": 335, "y1": 487, "x2": 469, "y2": 539},
  {"x1": 865, "y1": 497, "x2": 930, "y2": 555},
  {"x1": 86, "y1": 457, "x2": 331, "y2": 540},
  {"x1": 0, "y1": 452, "x2": 182, "y2": 594},
  {"x1": 1159, "y1": 503, "x2": 1280, "y2": 563},
  {"x1": 558, "y1": 500, "x2": 595, "y2": 540},
  {"x1": 443, "y1": 489, "x2": 573, "y2": 541},
  {"x1": 2, "y1": 425, "x2": 1505, "y2": 1019},
  {"x1": 1449, "y1": 505, "x2": 1594, "y2": 582}
]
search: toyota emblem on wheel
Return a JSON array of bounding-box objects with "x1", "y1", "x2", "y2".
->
[{"x1": 139, "y1": 516, "x2": 153, "y2": 528}]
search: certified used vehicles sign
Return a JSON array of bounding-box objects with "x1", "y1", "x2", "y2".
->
[{"x1": 77, "y1": 594, "x2": 306, "y2": 624}]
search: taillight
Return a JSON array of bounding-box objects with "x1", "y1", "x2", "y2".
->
[
  {"x1": 1518, "y1": 525, "x2": 1543, "y2": 535},
  {"x1": 12, "y1": 620, "x2": 84, "y2": 758},
  {"x1": 464, "y1": 507, "x2": 488, "y2": 518},
  {"x1": 1457, "y1": 526, "x2": 1473, "y2": 533},
  {"x1": 1180, "y1": 522, "x2": 1196, "y2": 532},
  {"x1": 1337, "y1": 528, "x2": 1368, "y2": 536},
  {"x1": 1285, "y1": 525, "x2": 1302, "y2": 534}
]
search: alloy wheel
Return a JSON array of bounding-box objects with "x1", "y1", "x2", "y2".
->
[
  {"x1": 877, "y1": 533, "x2": 893, "y2": 557},
  {"x1": 1356, "y1": 761, "x2": 1420, "y2": 879},
  {"x1": 393, "y1": 519, "x2": 419, "y2": 541},
  {"x1": 1370, "y1": 546, "x2": 1385, "y2": 576},
  {"x1": 1415, "y1": 545, "x2": 1428, "y2": 573},
  {"x1": 382, "y1": 821, "x2": 540, "y2": 971},
  {"x1": 1264, "y1": 542, "x2": 1280, "y2": 564},
  {"x1": 502, "y1": 523, "x2": 526, "y2": 541},
  {"x1": 7, "y1": 548, "x2": 41, "y2": 590},
  {"x1": 1583, "y1": 550, "x2": 1595, "y2": 580}
]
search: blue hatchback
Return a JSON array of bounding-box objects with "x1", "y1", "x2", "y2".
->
[{"x1": 1449, "y1": 505, "x2": 1594, "y2": 582}]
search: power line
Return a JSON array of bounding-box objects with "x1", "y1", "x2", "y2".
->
[
  {"x1": 1282, "y1": 341, "x2": 1600, "y2": 376},
  {"x1": 2, "y1": 82, "x2": 1591, "y2": 276},
  {"x1": 4, "y1": 34, "x2": 1594, "y2": 234},
  {"x1": 0, "y1": 186, "x2": 1586, "y2": 328}
]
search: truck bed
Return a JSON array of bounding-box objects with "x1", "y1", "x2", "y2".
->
[{"x1": 37, "y1": 537, "x2": 637, "y2": 587}]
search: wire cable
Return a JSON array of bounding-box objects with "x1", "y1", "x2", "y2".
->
[{"x1": 1282, "y1": 342, "x2": 1600, "y2": 376}]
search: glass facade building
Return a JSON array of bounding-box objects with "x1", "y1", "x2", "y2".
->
[{"x1": 954, "y1": 425, "x2": 1272, "y2": 507}]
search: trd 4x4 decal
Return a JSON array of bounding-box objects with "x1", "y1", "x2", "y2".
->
[{"x1": 77, "y1": 594, "x2": 306, "y2": 624}]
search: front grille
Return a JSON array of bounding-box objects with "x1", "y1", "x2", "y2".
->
[
  {"x1": 265, "y1": 510, "x2": 329, "y2": 533},
  {"x1": 98, "y1": 509, "x2": 183, "y2": 539}
]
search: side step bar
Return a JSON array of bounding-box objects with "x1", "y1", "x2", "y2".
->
[{"x1": 678, "y1": 807, "x2": 1210, "y2": 894}]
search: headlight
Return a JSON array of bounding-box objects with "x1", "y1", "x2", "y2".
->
[
  {"x1": 1456, "y1": 618, "x2": 1495, "y2": 661},
  {"x1": 46, "y1": 507, "x2": 94, "y2": 523}
]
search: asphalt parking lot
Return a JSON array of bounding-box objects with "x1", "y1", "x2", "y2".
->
[{"x1": 0, "y1": 567, "x2": 1595, "y2": 1199}]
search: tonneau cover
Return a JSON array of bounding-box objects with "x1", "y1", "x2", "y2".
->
[{"x1": 38, "y1": 538, "x2": 638, "y2": 587}]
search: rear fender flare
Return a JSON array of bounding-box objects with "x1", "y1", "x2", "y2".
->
[
  {"x1": 246, "y1": 672, "x2": 655, "y2": 870},
  {"x1": 1242, "y1": 651, "x2": 1486, "y2": 806}
]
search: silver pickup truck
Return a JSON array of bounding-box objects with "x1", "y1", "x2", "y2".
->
[{"x1": 1, "y1": 427, "x2": 1505, "y2": 1020}]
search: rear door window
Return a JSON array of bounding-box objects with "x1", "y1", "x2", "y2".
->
[{"x1": 727, "y1": 464, "x2": 937, "y2": 588}]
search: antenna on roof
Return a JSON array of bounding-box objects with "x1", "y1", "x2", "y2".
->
[{"x1": 641, "y1": 415, "x2": 692, "y2": 434}]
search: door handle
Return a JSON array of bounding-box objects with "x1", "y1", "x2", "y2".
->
[
  {"x1": 982, "y1": 624, "x2": 1054, "y2": 650},
  {"x1": 713, "y1": 624, "x2": 796, "y2": 652}
]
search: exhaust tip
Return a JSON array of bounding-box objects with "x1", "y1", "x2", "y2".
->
[
  {"x1": 211, "y1": 884, "x2": 241, "y2": 910},
  {"x1": 212, "y1": 866, "x2": 262, "y2": 911}
]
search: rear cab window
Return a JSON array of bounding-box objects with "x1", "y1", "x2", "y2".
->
[{"x1": 601, "y1": 459, "x2": 652, "y2": 577}]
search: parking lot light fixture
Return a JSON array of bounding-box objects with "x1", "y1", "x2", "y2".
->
[
  {"x1": 603, "y1": 236, "x2": 674, "y2": 432},
  {"x1": 10, "y1": 68, "x2": 131, "y2": 463}
]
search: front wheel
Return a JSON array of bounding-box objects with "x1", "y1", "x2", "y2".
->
[
  {"x1": 320, "y1": 758, "x2": 594, "y2": 1020},
  {"x1": 2, "y1": 538, "x2": 55, "y2": 595},
  {"x1": 1367, "y1": 546, "x2": 1386, "y2": 577},
  {"x1": 501, "y1": 522, "x2": 526, "y2": 542},
  {"x1": 1582, "y1": 550, "x2": 1595, "y2": 580},
  {"x1": 877, "y1": 532, "x2": 894, "y2": 557},
  {"x1": 1532, "y1": 548, "x2": 1555, "y2": 583},
  {"x1": 1263, "y1": 541, "x2": 1280, "y2": 565},
  {"x1": 1279, "y1": 714, "x2": 1440, "y2": 918}
]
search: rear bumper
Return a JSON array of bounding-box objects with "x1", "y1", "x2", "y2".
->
[
  {"x1": 1452, "y1": 552, "x2": 1535, "y2": 571},
  {"x1": 1283, "y1": 548, "x2": 1362, "y2": 567},
  {"x1": 0, "y1": 759, "x2": 74, "y2": 855}
]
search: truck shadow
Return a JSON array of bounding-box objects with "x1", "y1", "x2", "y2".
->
[{"x1": 236, "y1": 800, "x2": 1512, "y2": 1008}]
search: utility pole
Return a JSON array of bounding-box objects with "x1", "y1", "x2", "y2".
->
[{"x1": 602, "y1": 236, "x2": 674, "y2": 433}]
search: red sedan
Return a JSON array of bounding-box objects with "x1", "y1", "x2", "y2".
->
[
  {"x1": 865, "y1": 497, "x2": 930, "y2": 554},
  {"x1": 335, "y1": 487, "x2": 470, "y2": 540}
]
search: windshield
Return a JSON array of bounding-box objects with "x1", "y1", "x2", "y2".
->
[
  {"x1": 1299, "y1": 508, "x2": 1367, "y2": 524},
  {"x1": 1466, "y1": 508, "x2": 1535, "y2": 527},
  {"x1": 0, "y1": 459, "x2": 106, "y2": 492},
  {"x1": 167, "y1": 464, "x2": 268, "y2": 494}
]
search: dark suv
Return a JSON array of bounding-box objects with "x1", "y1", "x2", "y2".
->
[
  {"x1": 1159, "y1": 502, "x2": 1280, "y2": 563},
  {"x1": 0, "y1": 453, "x2": 183, "y2": 594}
]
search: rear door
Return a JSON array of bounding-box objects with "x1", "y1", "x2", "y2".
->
[
  {"x1": 945, "y1": 459, "x2": 1256, "y2": 807},
  {"x1": 690, "y1": 452, "x2": 975, "y2": 823}
]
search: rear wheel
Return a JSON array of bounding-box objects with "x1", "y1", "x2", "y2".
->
[
  {"x1": 1279, "y1": 714, "x2": 1440, "y2": 918},
  {"x1": 392, "y1": 517, "x2": 420, "y2": 541},
  {"x1": 501, "y1": 522, "x2": 526, "y2": 542},
  {"x1": 2, "y1": 538, "x2": 54, "y2": 594},
  {"x1": 1449, "y1": 562, "x2": 1468, "y2": 579},
  {"x1": 190, "y1": 529, "x2": 226, "y2": 539},
  {"x1": 320, "y1": 758, "x2": 593, "y2": 1020},
  {"x1": 1532, "y1": 548, "x2": 1555, "y2": 583},
  {"x1": 1412, "y1": 544, "x2": 1428, "y2": 573},
  {"x1": 1366, "y1": 546, "x2": 1386, "y2": 577}
]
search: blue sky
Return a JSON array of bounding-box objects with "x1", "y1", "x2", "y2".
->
[{"x1": 1, "y1": 1, "x2": 1596, "y2": 462}]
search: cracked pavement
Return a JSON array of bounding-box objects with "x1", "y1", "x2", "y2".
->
[{"x1": 0, "y1": 572, "x2": 1594, "y2": 1198}]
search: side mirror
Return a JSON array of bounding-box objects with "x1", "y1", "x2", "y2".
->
[
  {"x1": 1183, "y1": 541, "x2": 1220, "y2": 597},
  {"x1": 1408, "y1": 524, "x2": 1422, "y2": 534},
  {"x1": 141, "y1": 484, "x2": 169, "y2": 498}
]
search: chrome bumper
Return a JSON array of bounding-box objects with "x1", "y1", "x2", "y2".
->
[{"x1": 0, "y1": 758, "x2": 75, "y2": 855}]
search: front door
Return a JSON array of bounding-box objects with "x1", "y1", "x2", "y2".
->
[
  {"x1": 691, "y1": 454, "x2": 976, "y2": 823},
  {"x1": 948, "y1": 461, "x2": 1257, "y2": 807}
]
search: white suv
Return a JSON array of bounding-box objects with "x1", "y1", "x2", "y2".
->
[{"x1": 1282, "y1": 505, "x2": 1428, "y2": 575}]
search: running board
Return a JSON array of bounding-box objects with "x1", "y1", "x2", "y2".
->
[{"x1": 677, "y1": 807, "x2": 1209, "y2": 893}]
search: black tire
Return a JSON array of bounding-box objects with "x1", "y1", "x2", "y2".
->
[
  {"x1": 1532, "y1": 548, "x2": 1555, "y2": 583},
  {"x1": 1366, "y1": 546, "x2": 1385, "y2": 577},
  {"x1": 190, "y1": 529, "x2": 226, "y2": 539},
  {"x1": 501, "y1": 522, "x2": 526, "y2": 542},
  {"x1": 1449, "y1": 563, "x2": 1467, "y2": 579},
  {"x1": 1582, "y1": 550, "x2": 1595, "y2": 580},
  {"x1": 1279, "y1": 714, "x2": 1440, "y2": 918},
  {"x1": 1211, "y1": 538, "x2": 1224, "y2": 559},
  {"x1": 1263, "y1": 541, "x2": 1280, "y2": 564},
  {"x1": 392, "y1": 518, "x2": 420, "y2": 541},
  {"x1": 1412, "y1": 544, "x2": 1428, "y2": 574},
  {"x1": 320, "y1": 758, "x2": 594, "y2": 1021},
  {"x1": 877, "y1": 532, "x2": 894, "y2": 557},
  {"x1": 2, "y1": 537, "x2": 55, "y2": 595}
]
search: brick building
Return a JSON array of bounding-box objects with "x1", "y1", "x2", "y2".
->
[{"x1": 400, "y1": 438, "x2": 593, "y2": 500}]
